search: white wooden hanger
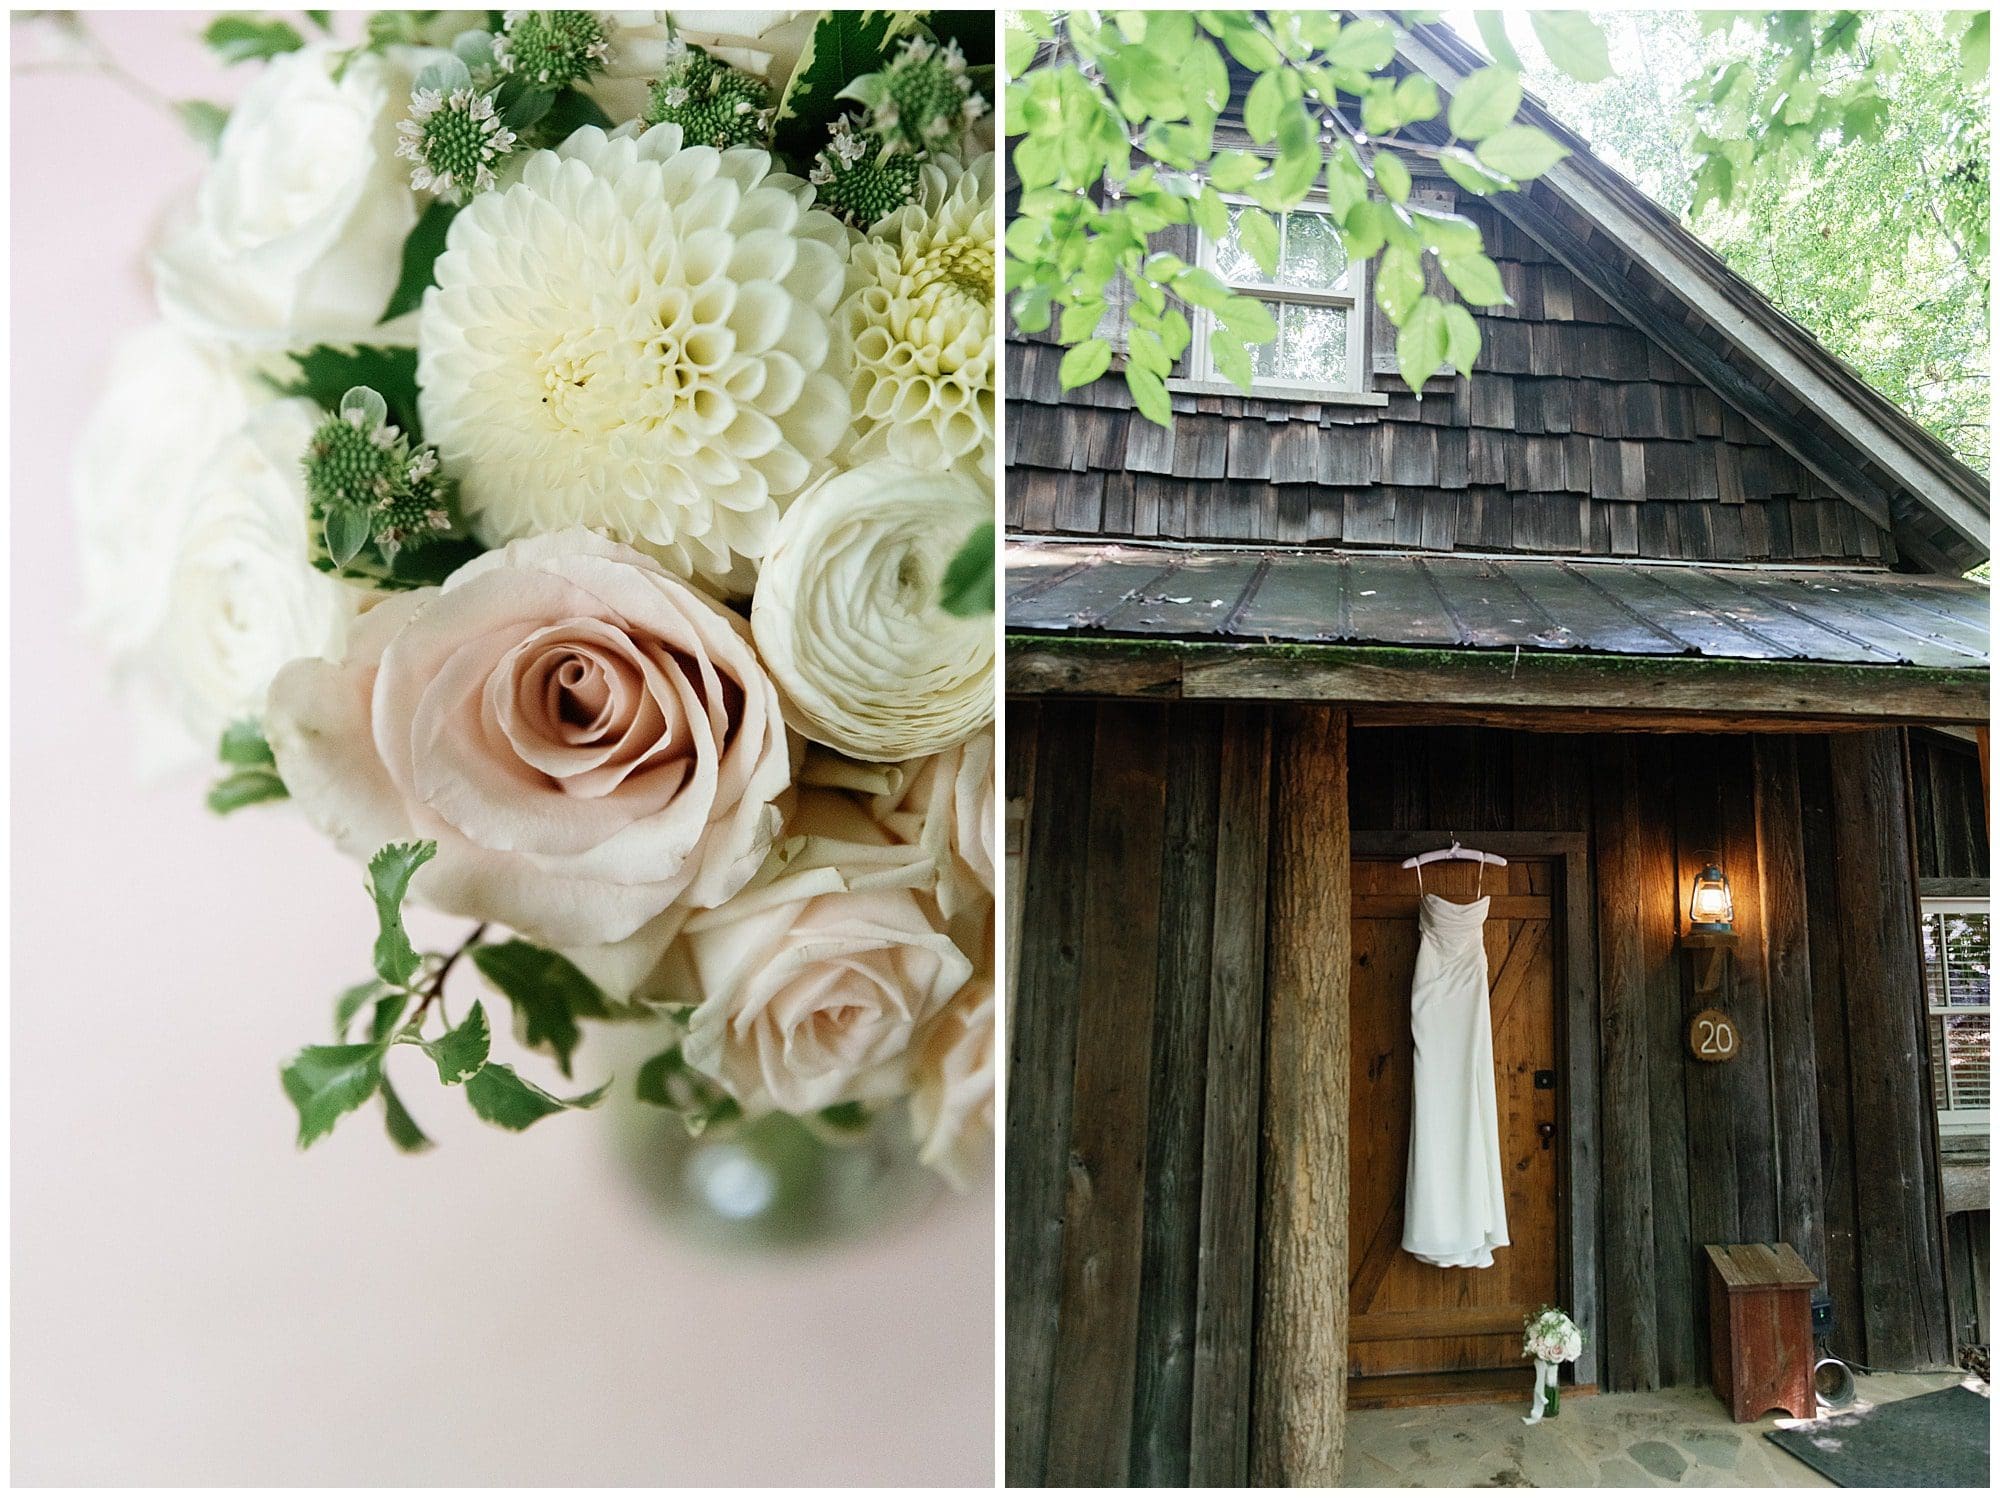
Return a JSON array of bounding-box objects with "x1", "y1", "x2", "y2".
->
[{"x1": 1401, "y1": 835, "x2": 1508, "y2": 871}]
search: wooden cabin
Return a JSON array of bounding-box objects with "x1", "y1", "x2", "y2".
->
[{"x1": 1003, "y1": 21, "x2": 1991, "y2": 1488}]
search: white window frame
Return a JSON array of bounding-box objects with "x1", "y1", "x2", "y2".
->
[
  {"x1": 1185, "y1": 191, "x2": 1370, "y2": 399},
  {"x1": 1921, "y1": 896, "x2": 1990, "y2": 1137}
]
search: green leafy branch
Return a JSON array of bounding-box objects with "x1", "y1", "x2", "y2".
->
[
  {"x1": 1005, "y1": 9, "x2": 1603, "y2": 421},
  {"x1": 280, "y1": 842, "x2": 610, "y2": 1150},
  {"x1": 208, "y1": 719, "x2": 288, "y2": 814}
]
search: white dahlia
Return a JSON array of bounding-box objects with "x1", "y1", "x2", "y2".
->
[
  {"x1": 841, "y1": 152, "x2": 995, "y2": 473},
  {"x1": 417, "y1": 125, "x2": 851, "y2": 591}
]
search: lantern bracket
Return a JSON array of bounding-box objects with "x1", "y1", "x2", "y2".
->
[{"x1": 1681, "y1": 928, "x2": 1739, "y2": 998}]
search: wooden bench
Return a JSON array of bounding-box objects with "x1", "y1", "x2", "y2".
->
[{"x1": 1705, "y1": 1243, "x2": 1818, "y2": 1423}]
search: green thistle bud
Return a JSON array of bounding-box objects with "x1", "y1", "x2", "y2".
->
[
  {"x1": 302, "y1": 388, "x2": 459, "y2": 583},
  {"x1": 493, "y1": 10, "x2": 612, "y2": 90},
  {"x1": 843, "y1": 35, "x2": 986, "y2": 156},
  {"x1": 642, "y1": 42, "x2": 774, "y2": 149},
  {"x1": 808, "y1": 117, "x2": 923, "y2": 227}
]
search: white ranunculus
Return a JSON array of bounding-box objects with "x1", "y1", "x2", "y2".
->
[
  {"x1": 750, "y1": 461, "x2": 994, "y2": 761},
  {"x1": 910, "y1": 976, "x2": 995, "y2": 1187},
  {"x1": 584, "y1": 10, "x2": 813, "y2": 120},
  {"x1": 265, "y1": 529, "x2": 794, "y2": 948},
  {"x1": 153, "y1": 46, "x2": 419, "y2": 348},
  {"x1": 417, "y1": 124, "x2": 850, "y2": 592},
  {"x1": 842, "y1": 153, "x2": 995, "y2": 474},
  {"x1": 144, "y1": 401, "x2": 364, "y2": 756},
  {"x1": 668, "y1": 790, "x2": 971, "y2": 1115}
]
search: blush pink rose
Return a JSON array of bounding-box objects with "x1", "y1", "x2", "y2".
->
[
  {"x1": 910, "y1": 976, "x2": 995, "y2": 1187},
  {"x1": 665, "y1": 790, "x2": 972, "y2": 1115},
  {"x1": 265, "y1": 529, "x2": 793, "y2": 946}
]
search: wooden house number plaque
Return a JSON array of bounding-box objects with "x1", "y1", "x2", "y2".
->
[{"x1": 1689, "y1": 1007, "x2": 1740, "y2": 1062}]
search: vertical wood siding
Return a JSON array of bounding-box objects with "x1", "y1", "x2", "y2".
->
[{"x1": 1007, "y1": 716, "x2": 1959, "y2": 1486}]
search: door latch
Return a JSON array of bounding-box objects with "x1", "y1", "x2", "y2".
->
[
  {"x1": 1534, "y1": 1070, "x2": 1556, "y2": 1091},
  {"x1": 1537, "y1": 1121, "x2": 1557, "y2": 1150}
]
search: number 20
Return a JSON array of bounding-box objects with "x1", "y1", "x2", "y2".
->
[{"x1": 1696, "y1": 1017, "x2": 1735, "y2": 1056}]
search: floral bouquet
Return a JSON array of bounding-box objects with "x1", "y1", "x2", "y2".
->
[
  {"x1": 1521, "y1": 1306, "x2": 1584, "y2": 1423},
  {"x1": 73, "y1": 10, "x2": 998, "y2": 1193}
]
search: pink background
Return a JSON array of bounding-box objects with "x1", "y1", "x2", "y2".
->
[{"x1": 9, "y1": 12, "x2": 993, "y2": 1485}]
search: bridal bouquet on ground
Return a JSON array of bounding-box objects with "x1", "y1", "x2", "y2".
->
[
  {"x1": 1522, "y1": 1306, "x2": 1585, "y2": 1423},
  {"x1": 74, "y1": 9, "x2": 998, "y2": 1186}
]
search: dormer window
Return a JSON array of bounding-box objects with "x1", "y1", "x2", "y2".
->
[{"x1": 1190, "y1": 197, "x2": 1368, "y2": 395}]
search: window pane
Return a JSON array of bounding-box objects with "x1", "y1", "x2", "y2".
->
[
  {"x1": 1275, "y1": 303, "x2": 1350, "y2": 386},
  {"x1": 1282, "y1": 209, "x2": 1350, "y2": 292},
  {"x1": 1213, "y1": 207, "x2": 1263, "y2": 285},
  {"x1": 1247, "y1": 302, "x2": 1284, "y2": 380},
  {"x1": 1922, "y1": 913, "x2": 1948, "y2": 1008},
  {"x1": 1944, "y1": 913, "x2": 1990, "y2": 1006},
  {"x1": 1945, "y1": 1013, "x2": 1990, "y2": 1109}
]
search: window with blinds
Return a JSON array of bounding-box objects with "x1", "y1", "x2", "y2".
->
[{"x1": 1921, "y1": 899, "x2": 1990, "y2": 1136}]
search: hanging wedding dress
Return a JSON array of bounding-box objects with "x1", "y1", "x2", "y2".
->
[{"x1": 1401, "y1": 874, "x2": 1510, "y2": 1269}]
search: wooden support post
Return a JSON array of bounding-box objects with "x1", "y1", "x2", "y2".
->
[{"x1": 1252, "y1": 706, "x2": 1351, "y2": 1487}]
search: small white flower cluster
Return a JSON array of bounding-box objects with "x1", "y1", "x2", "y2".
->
[{"x1": 78, "y1": 12, "x2": 999, "y2": 1183}]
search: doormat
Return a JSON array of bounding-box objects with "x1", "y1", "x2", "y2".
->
[{"x1": 1765, "y1": 1384, "x2": 1989, "y2": 1488}]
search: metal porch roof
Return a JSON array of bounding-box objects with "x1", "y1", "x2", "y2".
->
[{"x1": 1006, "y1": 541, "x2": 1991, "y2": 669}]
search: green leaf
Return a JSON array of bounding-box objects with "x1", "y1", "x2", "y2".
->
[
  {"x1": 1439, "y1": 248, "x2": 1509, "y2": 306},
  {"x1": 218, "y1": 719, "x2": 276, "y2": 767},
  {"x1": 207, "y1": 768, "x2": 288, "y2": 815},
  {"x1": 380, "y1": 1075, "x2": 433, "y2": 1152},
  {"x1": 334, "y1": 980, "x2": 386, "y2": 1039},
  {"x1": 1438, "y1": 146, "x2": 1513, "y2": 196},
  {"x1": 464, "y1": 1063, "x2": 609, "y2": 1132},
  {"x1": 1393, "y1": 74, "x2": 1441, "y2": 125},
  {"x1": 369, "y1": 990, "x2": 411, "y2": 1044},
  {"x1": 305, "y1": 9, "x2": 332, "y2": 31},
  {"x1": 1447, "y1": 66, "x2": 1522, "y2": 141},
  {"x1": 1375, "y1": 245, "x2": 1424, "y2": 323},
  {"x1": 281, "y1": 1042, "x2": 383, "y2": 1148},
  {"x1": 1240, "y1": 206, "x2": 1280, "y2": 276},
  {"x1": 1244, "y1": 69, "x2": 1286, "y2": 143},
  {"x1": 1324, "y1": 18, "x2": 1395, "y2": 71},
  {"x1": 1443, "y1": 302, "x2": 1482, "y2": 372},
  {"x1": 1004, "y1": 19, "x2": 1037, "y2": 77},
  {"x1": 632, "y1": 1043, "x2": 740, "y2": 1134},
  {"x1": 536, "y1": 85, "x2": 612, "y2": 139},
  {"x1": 1411, "y1": 209, "x2": 1484, "y2": 256},
  {"x1": 174, "y1": 100, "x2": 230, "y2": 153},
  {"x1": 1059, "y1": 338, "x2": 1115, "y2": 389},
  {"x1": 1529, "y1": 11, "x2": 1611, "y2": 83},
  {"x1": 1219, "y1": 295, "x2": 1277, "y2": 345},
  {"x1": 1398, "y1": 295, "x2": 1450, "y2": 391},
  {"x1": 323, "y1": 502, "x2": 372, "y2": 568},
  {"x1": 1474, "y1": 11, "x2": 1523, "y2": 70},
  {"x1": 366, "y1": 841, "x2": 437, "y2": 988},
  {"x1": 774, "y1": 10, "x2": 916, "y2": 160},
  {"x1": 379, "y1": 199, "x2": 458, "y2": 325},
  {"x1": 270, "y1": 344, "x2": 421, "y2": 436},
  {"x1": 1343, "y1": 199, "x2": 1389, "y2": 259},
  {"x1": 940, "y1": 521, "x2": 996, "y2": 617},
  {"x1": 424, "y1": 1000, "x2": 491, "y2": 1085},
  {"x1": 1962, "y1": 11, "x2": 1989, "y2": 83},
  {"x1": 202, "y1": 14, "x2": 305, "y2": 65},
  {"x1": 470, "y1": 940, "x2": 613, "y2": 1077},
  {"x1": 1476, "y1": 125, "x2": 1570, "y2": 181},
  {"x1": 1373, "y1": 151, "x2": 1412, "y2": 204},
  {"x1": 1125, "y1": 365, "x2": 1173, "y2": 427}
]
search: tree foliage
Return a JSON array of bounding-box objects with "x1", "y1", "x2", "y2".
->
[{"x1": 1526, "y1": 10, "x2": 1989, "y2": 471}]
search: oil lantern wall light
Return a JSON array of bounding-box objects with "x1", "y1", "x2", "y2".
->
[{"x1": 1682, "y1": 855, "x2": 1740, "y2": 1062}]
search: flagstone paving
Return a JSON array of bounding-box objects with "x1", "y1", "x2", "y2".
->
[{"x1": 1341, "y1": 1371, "x2": 1977, "y2": 1487}]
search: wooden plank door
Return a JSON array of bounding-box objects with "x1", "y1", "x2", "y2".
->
[{"x1": 1348, "y1": 857, "x2": 1561, "y2": 1378}]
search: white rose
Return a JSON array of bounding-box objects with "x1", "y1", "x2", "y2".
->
[
  {"x1": 265, "y1": 529, "x2": 794, "y2": 947},
  {"x1": 910, "y1": 977, "x2": 995, "y2": 1187},
  {"x1": 668, "y1": 791, "x2": 971, "y2": 1115},
  {"x1": 153, "y1": 46, "x2": 419, "y2": 348},
  {"x1": 750, "y1": 461, "x2": 994, "y2": 762},
  {"x1": 75, "y1": 327, "x2": 359, "y2": 768},
  {"x1": 75, "y1": 324, "x2": 259, "y2": 664},
  {"x1": 867, "y1": 731, "x2": 995, "y2": 920}
]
